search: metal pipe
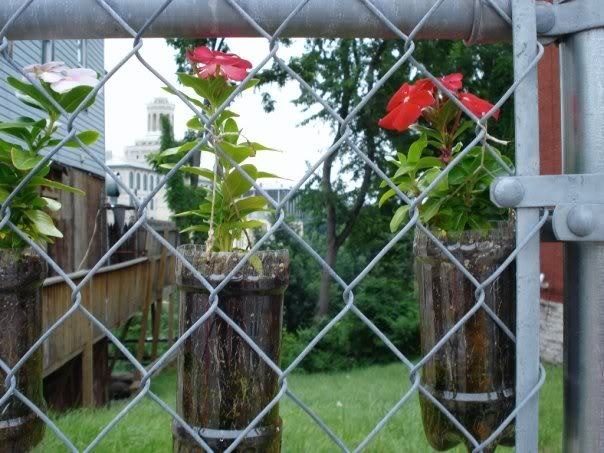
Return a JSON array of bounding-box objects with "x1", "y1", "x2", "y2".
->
[
  {"x1": 511, "y1": 0, "x2": 541, "y2": 451},
  {"x1": 0, "y1": 0, "x2": 514, "y2": 41},
  {"x1": 560, "y1": 27, "x2": 604, "y2": 452}
]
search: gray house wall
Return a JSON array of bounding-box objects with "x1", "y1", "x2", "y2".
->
[{"x1": 0, "y1": 39, "x2": 105, "y2": 176}]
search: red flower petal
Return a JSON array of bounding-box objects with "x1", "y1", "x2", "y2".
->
[
  {"x1": 378, "y1": 102, "x2": 423, "y2": 132},
  {"x1": 187, "y1": 46, "x2": 214, "y2": 64},
  {"x1": 459, "y1": 92, "x2": 500, "y2": 120},
  {"x1": 410, "y1": 90, "x2": 435, "y2": 109},
  {"x1": 441, "y1": 73, "x2": 463, "y2": 92},
  {"x1": 414, "y1": 78, "x2": 435, "y2": 92},
  {"x1": 386, "y1": 83, "x2": 411, "y2": 113},
  {"x1": 188, "y1": 46, "x2": 252, "y2": 82},
  {"x1": 222, "y1": 65, "x2": 249, "y2": 81}
]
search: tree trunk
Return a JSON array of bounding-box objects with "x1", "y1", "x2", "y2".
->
[{"x1": 316, "y1": 232, "x2": 338, "y2": 318}]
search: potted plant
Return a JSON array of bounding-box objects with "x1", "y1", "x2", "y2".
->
[
  {"x1": 0, "y1": 62, "x2": 99, "y2": 450},
  {"x1": 378, "y1": 73, "x2": 515, "y2": 451},
  {"x1": 158, "y1": 47, "x2": 289, "y2": 453}
]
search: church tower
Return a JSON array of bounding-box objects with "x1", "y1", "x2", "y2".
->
[
  {"x1": 124, "y1": 97, "x2": 175, "y2": 163},
  {"x1": 146, "y1": 97, "x2": 175, "y2": 134}
]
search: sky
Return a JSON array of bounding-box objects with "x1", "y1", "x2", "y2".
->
[{"x1": 104, "y1": 38, "x2": 333, "y2": 185}]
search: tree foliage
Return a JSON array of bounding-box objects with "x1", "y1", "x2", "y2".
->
[{"x1": 147, "y1": 116, "x2": 207, "y2": 244}]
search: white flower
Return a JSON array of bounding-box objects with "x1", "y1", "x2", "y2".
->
[
  {"x1": 23, "y1": 62, "x2": 98, "y2": 94},
  {"x1": 23, "y1": 61, "x2": 68, "y2": 81},
  {"x1": 49, "y1": 68, "x2": 98, "y2": 94}
]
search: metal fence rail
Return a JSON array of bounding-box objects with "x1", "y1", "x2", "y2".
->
[{"x1": 0, "y1": 1, "x2": 547, "y2": 452}]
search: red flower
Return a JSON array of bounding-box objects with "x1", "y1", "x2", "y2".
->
[
  {"x1": 414, "y1": 72, "x2": 464, "y2": 94},
  {"x1": 459, "y1": 92, "x2": 500, "y2": 120},
  {"x1": 379, "y1": 83, "x2": 435, "y2": 132},
  {"x1": 186, "y1": 46, "x2": 252, "y2": 82}
]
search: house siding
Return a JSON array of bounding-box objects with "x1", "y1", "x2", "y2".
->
[{"x1": 0, "y1": 39, "x2": 105, "y2": 176}]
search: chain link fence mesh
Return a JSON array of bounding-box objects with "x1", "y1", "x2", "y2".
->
[{"x1": 0, "y1": 0, "x2": 546, "y2": 451}]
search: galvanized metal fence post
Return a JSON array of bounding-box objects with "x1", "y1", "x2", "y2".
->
[
  {"x1": 511, "y1": 1, "x2": 541, "y2": 451},
  {"x1": 560, "y1": 25, "x2": 604, "y2": 453}
]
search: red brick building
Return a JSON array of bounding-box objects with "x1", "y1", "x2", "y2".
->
[{"x1": 538, "y1": 45, "x2": 563, "y2": 363}]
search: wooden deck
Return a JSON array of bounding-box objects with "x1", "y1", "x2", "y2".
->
[{"x1": 41, "y1": 253, "x2": 176, "y2": 402}]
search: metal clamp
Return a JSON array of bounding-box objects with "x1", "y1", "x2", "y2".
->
[
  {"x1": 490, "y1": 174, "x2": 604, "y2": 241},
  {"x1": 537, "y1": 0, "x2": 604, "y2": 40}
]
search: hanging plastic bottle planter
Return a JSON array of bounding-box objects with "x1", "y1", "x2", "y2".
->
[
  {"x1": 0, "y1": 250, "x2": 47, "y2": 451},
  {"x1": 414, "y1": 226, "x2": 515, "y2": 451},
  {"x1": 156, "y1": 46, "x2": 290, "y2": 452},
  {"x1": 173, "y1": 248, "x2": 289, "y2": 452},
  {"x1": 377, "y1": 72, "x2": 515, "y2": 450}
]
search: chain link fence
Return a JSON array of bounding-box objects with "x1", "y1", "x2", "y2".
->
[{"x1": 0, "y1": 0, "x2": 546, "y2": 451}]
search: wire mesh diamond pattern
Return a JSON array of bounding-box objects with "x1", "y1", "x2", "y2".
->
[{"x1": 0, "y1": 0, "x2": 547, "y2": 451}]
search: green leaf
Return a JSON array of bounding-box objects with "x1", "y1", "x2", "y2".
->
[
  {"x1": 228, "y1": 219, "x2": 265, "y2": 230},
  {"x1": 420, "y1": 199, "x2": 443, "y2": 223},
  {"x1": 243, "y1": 79, "x2": 260, "y2": 91},
  {"x1": 390, "y1": 205, "x2": 411, "y2": 233},
  {"x1": 159, "y1": 140, "x2": 198, "y2": 158},
  {"x1": 452, "y1": 120, "x2": 475, "y2": 140},
  {"x1": 178, "y1": 73, "x2": 213, "y2": 100},
  {"x1": 24, "y1": 209, "x2": 63, "y2": 237},
  {"x1": 407, "y1": 134, "x2": 427, "y2": 164},
  {"x1": 30, "y1": 177, "x2": 85, "y2": 195},
  {"x1": 468, "y1": 216, "x2": 491, "y2": 231},
  {"x1": 256, "y1": 171, "x2": 283, "y2": 179},
  {"x1": 217, "y1": 110, "x2": 240, "y2": 124},
  {"x1": 223, "y1": 118, "x2": 239, "y2": 144},
  {"x1": 176, "y1": 166, "x2": 215, "y2": 181},
  {"x1": 222, "y1": 164, "x2": 257, "y2": 201},
  {"x1": 234, "y1": 196, "x2": 268, "y2": 214},
  {"x1": 60, "y1": 85, "x2": 95, "y2": 113},
  {"x1": 219, "y1": 142, "x2": 255, "y2": 165},
  {"x1": 173, "y1": 210, "x2": 207, "y2": 218},
  {"x1": 246, "y1": 141, "x2": 277, "y2": 152},
  {"x1": 0, "y1": 121, "x2": 37, "y2": 130},
  {"x1": 186, "y1": 116, "x2": 205, "y2": 131},
  {"x1": 11, "y1": 148, "x2": 42, "y2": 170},
  {"x1": 7, "y1": 76, "x2": 58, "y2": 114},
  {"x1": 415, "y1": 157, "x2": 443, "y2": 170},
  {"x1": 0, "y1": 126, "x2": 33, "y2": 148},
  {"x1": 180, "y1": 224, "x2": 210, "y2": 234},
  {"x1": 63, "y1": 130, "x2": 100, "y2": 147},
  {"x1": 162, "y1": 86, "x2": 208, "y2": 110}
]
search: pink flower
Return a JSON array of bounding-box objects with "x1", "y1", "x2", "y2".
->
[
  {"x1": 186, "y1": 46, "x2": 252, "y2": 82},
  {"x1": 23, "y1": 62, "x2": 98, "y2": 94}
]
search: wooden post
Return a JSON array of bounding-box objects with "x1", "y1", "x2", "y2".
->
[
  {"x1": 136, "y1": 259, "x2": 154, "y2": 367},
  {"x1": 151, "y1": 228, "x2": 169, "y2": 361},
  {"x1": 81, "y1": 283, "x2": 94, "y2": 407},
  {"x1": 167, "y1": 286, "x2": 175, "y2": 348}
]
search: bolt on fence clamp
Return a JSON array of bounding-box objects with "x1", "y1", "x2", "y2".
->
[{"x1": 490, "y1": 174, "x2": 604, "y2": 241}]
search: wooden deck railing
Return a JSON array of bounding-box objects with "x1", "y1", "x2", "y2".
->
[{"x1": 41, "y1": 252, "x2": 176, "y2": 404}]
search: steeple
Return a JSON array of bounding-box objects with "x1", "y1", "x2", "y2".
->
[{"x1": 146, "y1": 97, "x2": 175, "y2": 133}]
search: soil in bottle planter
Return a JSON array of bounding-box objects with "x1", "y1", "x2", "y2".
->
[
  {"x1": 0, "y1": 249, "x2": 47, "y2": 453},
  {"x1": 414, "y1": 225, "x2": 515, "y2": 452},
  {"x1": 173, "y1": 246, "x2": 289, "y2": 453}
]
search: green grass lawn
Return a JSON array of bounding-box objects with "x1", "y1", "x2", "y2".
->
[{"x1": 36, "y1": 363, "x2": 562, "y2": 452}]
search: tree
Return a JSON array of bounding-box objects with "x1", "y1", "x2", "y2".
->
[
  {"x1": 147, "y1": 115, "x2": 207, "y2": 243},
  {"x1": 259, "y1": 39, "x2": 513, "y2": 318}
]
